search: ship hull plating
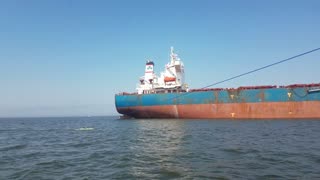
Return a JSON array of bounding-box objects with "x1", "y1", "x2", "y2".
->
[
  {"x1": 116, "y1": 101, "x2": 320, "y2": 119},
  {"x1": 115, "y1": 87, "x2": 320, "y2": 119}
]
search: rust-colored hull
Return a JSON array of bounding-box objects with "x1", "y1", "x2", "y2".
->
[{"x1": 117, "y1": 101, "x2": 320, "y2": 119}]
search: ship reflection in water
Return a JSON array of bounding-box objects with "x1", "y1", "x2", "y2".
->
[
  {"x1": 127, "y1": 119, "x2": 190, "y2": 178},
  {"x1": 109, "y1": 118, "x2": 320, "y2": 179}
]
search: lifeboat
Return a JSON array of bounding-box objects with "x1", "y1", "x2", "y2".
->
[{"x1": 164, "y1": 76, "x2": 176, "y2": 82}]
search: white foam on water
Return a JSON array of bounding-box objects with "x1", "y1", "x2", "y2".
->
[{"x1": 76, "y1": 127, "x2": 94, "y2": 131}]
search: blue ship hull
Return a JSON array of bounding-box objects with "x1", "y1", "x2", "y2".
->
[{"x1": 115, "y1": 85, "x2": 320, "y2": 119}]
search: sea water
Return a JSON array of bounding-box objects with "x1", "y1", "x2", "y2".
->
[{"x1": 0, "y1": 116, "x2": 319, "y2": 179}]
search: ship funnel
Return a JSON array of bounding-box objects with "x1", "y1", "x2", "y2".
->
[{"x1": 144, "y1": 60, "x2": 155, "y2": 83}]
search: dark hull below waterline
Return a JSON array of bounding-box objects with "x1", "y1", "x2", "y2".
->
[{"x1": 116, "y1": 101, "x2": 320, "y2": 119}]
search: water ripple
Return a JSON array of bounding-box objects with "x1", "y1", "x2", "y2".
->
[{"x1": 0, "y1": 117, "x2": 320, "y2": 179}]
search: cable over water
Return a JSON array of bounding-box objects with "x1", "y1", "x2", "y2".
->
[{"x1": 169, "y1": 47, "x2": 320, "y2": 101}]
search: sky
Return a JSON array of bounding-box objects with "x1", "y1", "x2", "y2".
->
[{"x1": 0, "y1": 0, "x2": 319, "y2": 117}]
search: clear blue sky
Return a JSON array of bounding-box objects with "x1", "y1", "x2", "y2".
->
[{"x1": 0, "y1": 0, "x2": 319, "y2": 117}]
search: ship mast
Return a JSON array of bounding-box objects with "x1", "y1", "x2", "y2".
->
[{"x1": 170, "y1": 46, "x2": 176, "y2": 63}]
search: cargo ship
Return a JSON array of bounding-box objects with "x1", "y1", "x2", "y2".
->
[{"x1": 115, "y1": 47, "x2": 320, "y2": 119}]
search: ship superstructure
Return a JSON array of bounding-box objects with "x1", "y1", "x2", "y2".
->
[{"x1": 137, "y1": 47, "x2": 188, "y2": 94}]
